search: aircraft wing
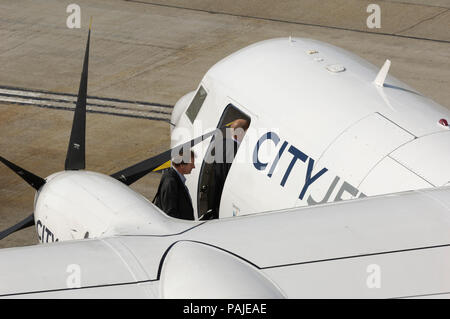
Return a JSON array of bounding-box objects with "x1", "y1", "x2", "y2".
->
[{"x1": 1, "y1": 186, "x2": 449, "y2": 298}]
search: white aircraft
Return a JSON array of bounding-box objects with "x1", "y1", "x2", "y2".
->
[
  {"x1": 0, "y1": 28, "x2": 449, "y2": 298},
  {"x1": 171, "y1": 37, "x2": 450, "y2": 220}
]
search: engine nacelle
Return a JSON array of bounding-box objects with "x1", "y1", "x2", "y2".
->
[{"x1": 34, "y1": 171, "x2": 192, "y2": 243}]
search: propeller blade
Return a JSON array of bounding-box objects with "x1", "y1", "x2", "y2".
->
[
  {"x1": 65, "y1": 25, "x2": 91, "y2": 170},
  {"x1": 0, "y1": 156, "x2": 46, "y2": 190},
  {"x1": 111, "y1": 127, "x2": 224, "y2": 186},
  {"x1": 0, "y1": 214, "x2": 34, "y2": 240}
]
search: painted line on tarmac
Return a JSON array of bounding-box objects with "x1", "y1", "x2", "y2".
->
[{"x1": 0, "y1": 86, "x2": 173, "y2": 122}]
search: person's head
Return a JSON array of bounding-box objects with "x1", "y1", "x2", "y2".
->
[
  {"x1": 172, "y1": 149, "x2": 196, "y2": 175},
  {"x1": 230, "y1": 119, "x2": 250, "y2": 143}
]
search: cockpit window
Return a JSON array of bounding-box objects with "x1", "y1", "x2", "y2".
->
[{"x1": 186, "y1": 86, "x2": 207, "y2": 123}]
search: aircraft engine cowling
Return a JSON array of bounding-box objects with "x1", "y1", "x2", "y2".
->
[
  {"x1": 33, "y1": 171, "x2": 187, "y2": 243},
  {"x1": 160, "y1": 241, "x2": 286, "y2": 298}
]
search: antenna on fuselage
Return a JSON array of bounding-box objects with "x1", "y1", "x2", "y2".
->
[
  {"x1": 65, "y1": 18, "x2": 92, "y2": 170},
  {"x1": 374, "y1": 59, "x2": 391, "y2": 87}
]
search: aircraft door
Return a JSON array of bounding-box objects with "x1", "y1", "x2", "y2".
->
[{"x1": 197, "y1": 104, "x2": 251, "y2": 220}]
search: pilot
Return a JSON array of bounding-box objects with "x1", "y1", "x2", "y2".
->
[
  {"x1": 153, "y1": 149, "x2": 196, "y2": 220},
  {"x1": 208, "y1": 119, "x2": 249, "y2": 219}
]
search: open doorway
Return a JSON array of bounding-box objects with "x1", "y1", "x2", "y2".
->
[{"x1": 197, "y1": 104, "x2": 251, "y2": 220}]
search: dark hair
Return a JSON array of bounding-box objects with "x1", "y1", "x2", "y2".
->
[{"x1": 172, "y1": 149, "x2": 195, "y2": 167}]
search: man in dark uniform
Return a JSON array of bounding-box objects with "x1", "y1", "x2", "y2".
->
[
  {"x1": 153, "y1": 150, "x2": 195, "y2": 220},
  {"x1": 209, "y1": 119, "x2": 249, "y2": 219}
]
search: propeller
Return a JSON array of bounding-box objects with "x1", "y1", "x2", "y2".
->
[
  {"x1": 65, "y1": 22, "x2": 91, "y2": 170},
  {"x1": 111, "y1": 127, "x2": 224, "y2": 186},
  {"x1": 0, "y1": 24, "x2": 92, "y2": 240},
  {"x1": 0, "y1": 156, "x2": 46, "y2": 190},
  {"x1": 0, "y1": 20, "x2": 224, "y2": 241},
  {"x1": 0, "y1": 157, "x2": 43, "y2": 239},
  {"x1": 0, "y1": 214, "x2": 34, "y2": 240}
]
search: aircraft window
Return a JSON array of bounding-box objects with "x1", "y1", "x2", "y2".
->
[
  {"x1": 197, "y1": 104, "x2": 251, "y2": 220},
  {"x1": 186, "y1": 86, "x2": 207, "y2": 123}
]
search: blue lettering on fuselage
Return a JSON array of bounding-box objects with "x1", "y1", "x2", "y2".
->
[
  {"x1": 252, "y1": 132, "x2": 280, "y2": 171},
  {"x1": 280, "y1": 145, "x2": 307, "y2": 187},
  {"x1": 253, "y1": 131, "x2": 365, "y2": 203}
]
